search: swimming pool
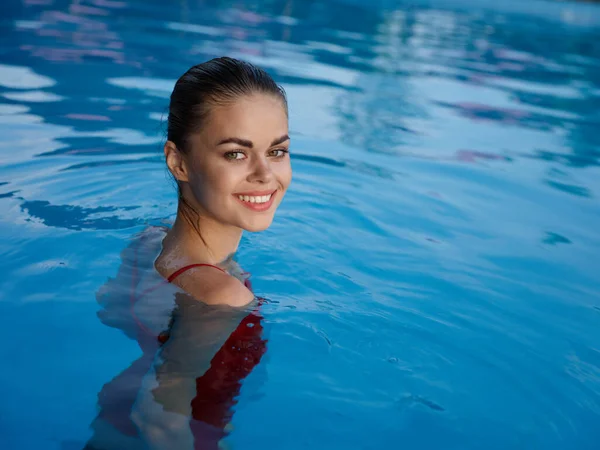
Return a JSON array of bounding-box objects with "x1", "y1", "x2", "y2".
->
[{"x1": 1, "y1": 0, "x2": 600, "y2": 448}]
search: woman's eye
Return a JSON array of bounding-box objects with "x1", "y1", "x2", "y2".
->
[
  {"x1": 269, "y1": 148, "x2": 289, "y2": 158},
  {"x1": 224, "y1": 151, "x2": 246, "y2": 160}
]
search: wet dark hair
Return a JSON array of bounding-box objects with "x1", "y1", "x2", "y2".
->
[
  {"x1": 166, "y1": 57, "x2": 287, "y2": 244},
  {"x1": 167, "y1": 56, "x2": 287, "y2": 153}
]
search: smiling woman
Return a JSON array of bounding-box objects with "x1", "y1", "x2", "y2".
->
[
  {"x1": 144, "y1": 57, "x2": 291, "y2": 447},
  {"x1": 84, "y1": 57, "x2": 291, "y2": 450},
  {"x1": 158, "y1": 57, "x2": 292, "y2": 304}
]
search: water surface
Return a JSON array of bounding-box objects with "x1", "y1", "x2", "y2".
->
[{"x1": 1, "y1": 0, "x2": 599, "y2": 449}]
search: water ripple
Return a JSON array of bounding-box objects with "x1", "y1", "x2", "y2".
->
[{"x1": 1, "y1": 0, "x2": 600, "y2": 449}]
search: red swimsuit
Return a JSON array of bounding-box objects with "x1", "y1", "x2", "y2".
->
[
  {"x1": 97, "y1": 260, "x2": 266, "y2": 450},
  {"x1": 167, "y1": 264, "x2": 265, "y2": 449}
]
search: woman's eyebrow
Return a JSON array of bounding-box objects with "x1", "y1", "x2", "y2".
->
[
  {"x1": 217, "y1": 137, "x2": 253, "y2": 148},
  {"x1": 216, "y1": 135, "x2": 290, "y2": 148},
  {"x1": 270, "y1": 134, "x2": 290, "y2": 146}
]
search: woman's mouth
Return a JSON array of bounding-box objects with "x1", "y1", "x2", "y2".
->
[{"x1": 233, "y1": 190, "x2": 277, "y2": 212}]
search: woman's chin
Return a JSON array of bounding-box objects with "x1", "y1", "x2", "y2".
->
[{"x1": 241, "y1": 216, "x2": 274, "y2": 232}]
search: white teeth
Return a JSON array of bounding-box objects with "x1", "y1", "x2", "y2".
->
[{"x1": 237, "y1": 193, "x2": 272, "y2": 204}]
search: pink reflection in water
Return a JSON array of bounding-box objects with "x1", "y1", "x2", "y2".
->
[
  {"x1": 64, "y1": 113, "x2": 111, "y2": 121},
  {"x1": 456, "y1": 149, "x2": 508, "y2": 163},
  {"x1": 19, "y1": 1, "x2": 133, "y2": 66}
]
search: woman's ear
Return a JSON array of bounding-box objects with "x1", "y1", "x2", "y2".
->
[{"x1": 164, "y1": 141, "x2": 189, "y2": 182}]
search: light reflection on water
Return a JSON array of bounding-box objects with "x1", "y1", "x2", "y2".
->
[{"x1": 0, "y1": 0, "x2": 599, "y2": 449}]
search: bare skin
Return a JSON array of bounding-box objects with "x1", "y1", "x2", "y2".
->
[
  {"x1": 155, "y1": 93, "x2": 292, "y2": 307},
  {"x1": 131, "y1": 93, "x2": 291, "y2": 449}
]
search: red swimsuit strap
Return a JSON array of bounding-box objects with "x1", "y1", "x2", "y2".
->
[
  {"x1": 131, "y1": 260, "x2": 247, "y2": 343},
  {"x1": 167, "y1": 263, "x2": 226, "y2": 283}
]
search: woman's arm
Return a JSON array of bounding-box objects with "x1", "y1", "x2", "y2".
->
[{"x1": 132, "y1": 294, "x2": 263, "y2": 450}]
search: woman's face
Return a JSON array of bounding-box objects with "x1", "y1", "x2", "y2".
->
[{"x1": 175, "y1": 93, "x2": 292, "y2": 232}]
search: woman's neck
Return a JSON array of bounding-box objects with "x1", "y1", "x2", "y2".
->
[{"x1": 169, "y1": 206, "x2": 243, "y2": 265}]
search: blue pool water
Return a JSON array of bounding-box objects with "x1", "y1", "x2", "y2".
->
[{"x1": 1, "y1": 0, "x2": 600, "y2": 449}]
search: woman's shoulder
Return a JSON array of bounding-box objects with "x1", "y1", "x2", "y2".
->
[
  {"x1": 95, "y1": 224, "x2": 171, "y2": 339},
  {"x1": 168, "y1": 264, "x2": 254, "y2": 308},
  {"x1": 156, "y1": 230, "x2": 254, "y2": 308}
]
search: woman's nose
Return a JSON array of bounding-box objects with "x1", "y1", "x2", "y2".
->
[{"x1": 248, "y1": 157, "x2": 274, "y2": 184}]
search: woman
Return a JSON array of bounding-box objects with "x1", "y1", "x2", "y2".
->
[{"x1": 85, "y1": 57, "x2": 292, "y2": 450}]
